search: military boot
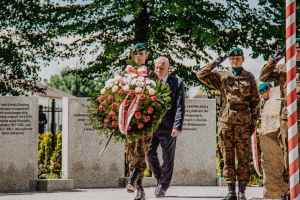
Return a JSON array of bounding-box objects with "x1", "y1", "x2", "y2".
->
[
  {"x1": 134, "y1": 179, "x2": 146, "y2": 200},
  {"x1": 126, "y1": 168, "x2": 140, "y2": 193},
  {"x1": 281, "y1": 189, "x2": 290, "y2": 200},
  {"x1": 223, "y1": 183, "x2": 237, "y2": 200},
  {"x1": 238, "y1": 182, "x2": 247, "y2": 200}
]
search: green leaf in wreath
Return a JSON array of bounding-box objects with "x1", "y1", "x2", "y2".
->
[
  {"x1": 163, "y1": 96, "x2": 171, "y2": 102},
  {"x1": 161, "y1": 84, "x2": 169, "y2": 90}
]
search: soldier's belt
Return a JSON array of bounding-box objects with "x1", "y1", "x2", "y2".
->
[{"x1": 225, "y1": 103, "x2": 248, "y2": 110}]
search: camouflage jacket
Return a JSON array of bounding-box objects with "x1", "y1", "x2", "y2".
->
[
  {"x1": 260, "y1": 58, "x2": 300, "y2": 119},
  {"x1": 196, "y1": 61, "x2": 260, "y2": 125}
]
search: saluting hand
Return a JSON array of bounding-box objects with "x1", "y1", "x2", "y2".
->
[
  {"x1": 215, "y1": 54, "x2": 228, "y2": 65},
  {"x1": 271, "y1": 45, "x2": 286, "y2": 62},
  {"x1": 171, "y1": 129, "x2": 181, "y2": 137}
]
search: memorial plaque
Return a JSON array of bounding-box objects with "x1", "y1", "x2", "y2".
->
[
  {"x1": 172, "y1": 99, "x2": 216, "y2": 186},
  {"x1": 0, "y1": 97, "x2": 38, "y2": 192},
  {"x1": 62, "y1": 97, "x2": 124, "y2": 188}
]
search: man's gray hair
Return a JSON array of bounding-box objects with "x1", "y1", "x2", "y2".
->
[{"x1": 154, "y1": 56, "x2": 170, "y2": 66}]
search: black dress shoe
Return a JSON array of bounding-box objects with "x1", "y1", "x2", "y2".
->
[{"x1": 155, "y1": 187, "x2": 166, "y2": 198}]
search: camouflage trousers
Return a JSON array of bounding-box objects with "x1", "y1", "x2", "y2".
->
[
  {"x1": 125, "y1": 133, "x2": 152, "y2": 180},
  {"x1": 218, "y1": 121, "x2": 251, "y2": 183},
  {"x1": 278, "y1": 119, "x2": 300, "y2": 183}
]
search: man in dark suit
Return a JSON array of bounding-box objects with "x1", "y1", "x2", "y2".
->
[
  {"x1": 147, "y1": 56, "x2": 185, "y2": 198},
  {"x1": 38, "y1": 105, "x2": 47, "y2": 134}
]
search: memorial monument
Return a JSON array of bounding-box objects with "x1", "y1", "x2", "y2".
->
[
  {"x1": 62, "y1": 97, "x2": 124, "y2": 188},
  {"x1": 0, "y1": 97, "x2": 38, "y2": 192},
  {"x1": 172, "y1": 98, "x2": 216, "y2": 186}
]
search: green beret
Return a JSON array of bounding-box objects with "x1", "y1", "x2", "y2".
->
[
  {"x1": 133, "y1": 42, "x2": 147, "y2": 52},
  {"x1": 296, "y1": 38, "x2": 300, "y2": 48},
  {"x1": 228, "y1": 47, "x2": 243, "y2": 57},
  {"x1": 258, "y1": 82, "x2": 271, "y2": 94}
]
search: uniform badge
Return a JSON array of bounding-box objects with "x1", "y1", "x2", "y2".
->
[
  {"x1": 234, "y1": 50, "x2": 238, "y2": 55},
  {"x1": 297, "y1": 43, "x2": 299, "y2": 48},
  {"x1": 136, "y1": 47, "x2": 140, "y2": 52}
]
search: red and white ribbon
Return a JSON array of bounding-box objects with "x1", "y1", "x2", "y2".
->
[
  {"x1": 286, "y1": 0, "x2": 299, "y2": 199},
  {"x1": 125, "y1": 65, "x2": 147, "y2": 77},
  {"x1": 251, "y1": 129, "x2": 262, "y2": 176},
  {"x1": 118, "y1": 65, "x2": 147, "y2": 136}
]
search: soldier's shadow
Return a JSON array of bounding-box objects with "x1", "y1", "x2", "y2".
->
[
  {"x1": 166, "y1": 197, "x2": 262, "y2": 200},
  {"x1": 166, "y1": 196, "x2": 225, "y2": 198}
]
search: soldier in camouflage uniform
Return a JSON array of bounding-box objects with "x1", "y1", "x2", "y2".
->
[
  {"x1": 126, "y1": 134, "x2": 152, "y2": 200},
  {"x1": 258, "y1": 82, "x2": 272, "y2": 113},
  {"x1": 259, "y1": 38, "x2": 300, "y2": 199},
  {"x1": 258, "y1": 82, "x2": 272, "y2": 101},
  {"x1": 125, "y1": 42, "x2": 152, "y2": 200},
  {"x1": 196, "y1": 47, "x2": 260, "y2": 200}
]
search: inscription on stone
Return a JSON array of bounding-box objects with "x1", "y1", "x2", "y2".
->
[
  {"x1": 183, "y1": 102, "x2": 210, "y2": 131},
  {"x1": 0, "y1": 97, "x2": 38, "y2": 192},
  {"x1": 73, "y1": 103, "x2": 94, "y2": 131},
  {"x1": 0, "y1": 103, "x2": 33, "y2": 135},
  {"x1": 62, "y1": 97, "x2": 124, "y2": 188},
  {"x1": 172, "y1": 99, "x2": 216, "y2": 186}
]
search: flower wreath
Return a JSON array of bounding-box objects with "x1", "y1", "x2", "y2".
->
[{"x1": 87, "y1": 64, "x2": 171, "y2": 142}]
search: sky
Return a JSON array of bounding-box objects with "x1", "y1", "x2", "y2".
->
[
  {"x1": 212, "y1": 0, "x2": 259, "y2": 8},
  {"x1": 39, "y1": 0, "x2": 279, "y2": 97}
]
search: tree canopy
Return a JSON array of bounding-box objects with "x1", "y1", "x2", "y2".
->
[
  {"x1": 48, "y1": 66, "x2": 97, "y2": 97},
  {"x1": 52, "y1": 0, "x2": 264, "y2": 87},
  {"x1": 249, "y1": 0, "x2": 300, "y2": 60},
  {"x1": 1, "y1": 0, "x2": 298, "y2": 94},
  {"x1": 0, "y1": 0, "x2": 61, "y2": 95}
]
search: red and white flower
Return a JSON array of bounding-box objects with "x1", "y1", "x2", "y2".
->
[
  {"x1": 112, "y1": 121, "x2": 118, "y2": 127},
  {"x1": 111, "y1": 102, "x2": 118, "y2": 109},
  {"x1": 123, "y1": 85, "x2": 130, "y2": 91},
  {"x1": 148, "y1": 88, "x2": 155, "y2": 95},
  {"x1": 101, "y1": 88, "x2": 106, "y2": 95},
  {"x1": 144, "y1": 116, "x2": 151, "y2": 122},
  {"x1": 114, "y1": 76, "x2": 122, "y2": 82},
  {"x1": 151, "y1": 96, "x2": 157, "y2": 102},
  {"x1": 140, "y1": 94, "x2": 146, "y2": 100},
  {"x1": 99, "y1": 105, "x2": 105, "y2": 111},
  {"x1": 135, "y1": 87, "x2": 142, "y2": 93},
  {"x1": 109, "y1": 111, "x2": 116, "y2": 117},
  {"x1": 104, "y1": 118, "x2": 110, "y2": 125},
  {"x1": 99, "y1": 95, "x2": 105, "y2": 102},
  {"x1": 107, "y1": 95, "x2": 114, "y2": 101},
  {"x1": 137, "y1": 123, "x2": 144, "y2": 129},
  {"x1": 135, "y1": 111, "x2": 142, "y2": 119},
  {"x1": 118, "y1": 89, "x2": 125, "y2": 95},
  {"x1": 129, "y1": 90, "x2": 135, "y2": 97},
  {"x1": 112, "y1": 85, "x2": 119, "y2": 93},
  {"x1": 148, "y1": 107, "x2": 154, "y2": 114}
]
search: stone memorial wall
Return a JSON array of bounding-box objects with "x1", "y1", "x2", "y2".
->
[
  {"x1": 171, "y1": 99, "x2": 216, "y2": 186},
  {"x1": 62, "y1": 97, "x2": 124, "y2": 188},
  {"x1": 0, "y1": 97, "x2": 38, "y2": 192},
  {"x1": 0, "y1": 96, "x2": 221, "y2": 192}
]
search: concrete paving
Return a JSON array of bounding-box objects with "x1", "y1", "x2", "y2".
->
[{"x1": 0, "y1": 186, "x2": 266, "y2": 200}]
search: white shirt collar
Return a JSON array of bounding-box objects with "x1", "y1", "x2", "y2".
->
[{"x1": 162, "y1": 74, "x2": 169, "y2": 85}]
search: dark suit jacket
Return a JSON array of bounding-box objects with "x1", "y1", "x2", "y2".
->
[
  {"x1": 39, "y1": 112, "x2": 47, "y2": 133},
  {"x1": 156, "y1": 75, "x2": 185, "y2": 134}
]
